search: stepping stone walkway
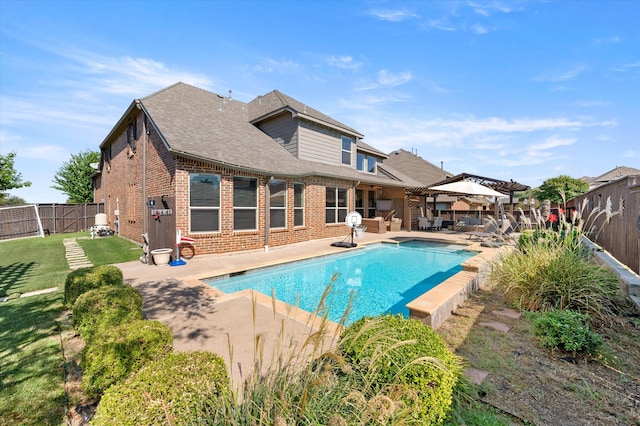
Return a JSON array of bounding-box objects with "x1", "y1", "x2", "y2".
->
[
  {"x1": 479, "y1": 321, "x2": 511, "y2": 333},
  {"x1": 64, "y1": 238, "x2": 93, "y2": 270},
  {"x1": 466, "y1": 309, "x2": 523, "y2": 385},
  {"x1": 464, "y1": 367, "x2": 490, "y2": 385}
]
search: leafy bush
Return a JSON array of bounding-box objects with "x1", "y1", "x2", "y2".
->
[
  {"x1": 490, "y1": 240, "x2": 627, "y2": 323},
  {"x1": 72, "y1": 285, "x2": 143, "y2": 340},
  {"x1": 63, "y1": 265, "x2": 123, "y2": 307},
  {"x1": 529, "y1": 309, "x2": 602, "y2": 356},
  {"x1": 81, "y1": 319, "x2": 173, "y2": 397},
  {"x1": 92, "y1": 351, "x2": 230, "y2": 425},
  {"x1": 338, "y1": 315, "x2": 462, "y2": 425}
]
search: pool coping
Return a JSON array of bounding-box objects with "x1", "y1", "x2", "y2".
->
[{"x1": 185, "y1": 236, "x2": 503, "y2": 329}]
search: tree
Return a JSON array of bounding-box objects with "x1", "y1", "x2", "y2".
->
[
  {"x1": 0, "y1": 151, "x2": 32, "y2": 200},
  {"x1": 52, "y1": 150, "x2": 100, "y2": 203},
  {"x1": 535, "y1": 175, "x2": 589, "y2": 205},
  {"x1": 0, "y1": 195, "x2": 28, "y2": 206}
]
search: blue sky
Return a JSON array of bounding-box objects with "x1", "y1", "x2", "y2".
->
[{"x1": 1, "y1": 0, "x2": 638, "y2": 203}]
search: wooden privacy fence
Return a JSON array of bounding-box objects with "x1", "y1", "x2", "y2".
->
[
  {"x1": 569, "y1": 175, "x2": 640, "y2": 275},
  {"x1": 38, "y1": 203, "x2": 105, "y2": 235}
]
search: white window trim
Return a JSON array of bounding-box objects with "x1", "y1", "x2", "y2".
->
[
  {"x1": 293, "y1": 182, "x2": 305, "y2": 227},
  {"x1": 189, "y1": 173, "x2": 221, "y2": 234},
  {"x1": 341, "y1": 136, "x2": 352, "y2": 165},
  {"x1": 326, "y1": 186, "x2": 348, "y2": 224},
  {"x1": 269, "y1": 179, "x2": 287, "y2": 230},
  {"x1": 233, "y1": 176, "x2": 258, "y2": 232}
]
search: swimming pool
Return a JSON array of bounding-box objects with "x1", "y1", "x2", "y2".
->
[{"x1": 204, "y1": 240, "x2": 475, "y2": 324}]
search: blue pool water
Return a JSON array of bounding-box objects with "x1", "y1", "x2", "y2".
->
[{"x1": 204, "y1": 241, "x2": 475, "y2": 324}]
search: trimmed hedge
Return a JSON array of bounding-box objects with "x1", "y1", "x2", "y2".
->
[
  {"x1": 64, "y1": 265, "x2": 123, "y2": 307},
  {"x1": 81, "y1": 319, "x2": 173, "y2": 397},
  {"x1": 72, "y1": 285, "x2": 143, "y2": 340},
  {"x1": 338, "y1": 315, "x2": 462, "y2": 425},
  {"x1": 92, "y1": 351, "x2": 230, "y2": 425}
]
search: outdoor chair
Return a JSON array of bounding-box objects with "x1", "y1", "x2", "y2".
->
[
  {"x1": 417, "y1": 216, "x2": 431, "y2": 230},
  {"x1": 430, "y1": 217, "x2": 443, "y2": 231}
]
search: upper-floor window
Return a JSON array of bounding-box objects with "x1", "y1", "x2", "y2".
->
[
  {"x1": 357, "y1": 153, "x2": 377, "y2": 173},
  {"x1": 234, "y1": 176, "x2": 257, "y2": 231},
  {"x1": 269, "y1": 179, "x2": 287, "y2": 229},
  {"x1": 294, "y1": 183, "x2": 305, "y2": 227},
  {"x1": 326, "y1": 187, "x2": 348, "y2": 224},
  {"x1": 189, "y1": 173, "x2": 220, "y2": 232},
  {"x1": 341, "y1": 136, "x2": 352, "y2": 165}
]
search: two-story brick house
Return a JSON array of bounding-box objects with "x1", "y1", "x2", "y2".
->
[{"x1": 94, "y1": 82, "x2": 421, "y2": 256}]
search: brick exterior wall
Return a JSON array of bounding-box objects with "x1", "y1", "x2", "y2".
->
[
  {"x1": 95, "y1": 110, "x2": 391, "y2": 255},
  {"x1": 95, "y1": 112, "x2": 175, "y2": 244}
]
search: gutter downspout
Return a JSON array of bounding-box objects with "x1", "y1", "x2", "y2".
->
[
  {"x1": 264, "y1": 176, "x2": 274, "y2": 252},
  {"x1": 142, "y1": 110, "x2": 148, "y2": 240}
]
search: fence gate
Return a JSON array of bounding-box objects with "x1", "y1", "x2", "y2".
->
[{"x1": 147, "y1": 196, "x2": 176, "y2": 253}]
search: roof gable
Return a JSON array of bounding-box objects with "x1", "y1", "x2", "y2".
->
[{"x1": 248, "y1": 90, "x2": 363, "y2": 138}]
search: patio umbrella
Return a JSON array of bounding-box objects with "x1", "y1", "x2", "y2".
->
[{"x1": 428, "y1": 180, "x2": 505, "y2": 198}]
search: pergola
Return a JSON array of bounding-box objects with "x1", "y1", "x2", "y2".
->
[{"x1": 406, "y1": 172, "x2": 530, "y2": 221}]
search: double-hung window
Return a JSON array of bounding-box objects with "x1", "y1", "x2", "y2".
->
[
  {"x1": 326, "y1": 187, "x2": 348, "y2": 224},
  {"x1": 189, "y1": 173, "x2": 220, "y2": 232},
  {"x1": 341, "y1": 136, "x2": 352, "y2": 165},
  {"x1": 293, "y1": 183, "x2": 304, "y2": 227},
  {"x1": 357, "y1": 153, "x2": 377, "y2": 173},
  {"x1": 269, "y1": 180, "x2": 287, "y2": 229},
  {"x1": 233, "y1": 176, "x2": 257, "y2": 231}
]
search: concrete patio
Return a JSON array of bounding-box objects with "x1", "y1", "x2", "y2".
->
[{"x1": 114, "y1": 229, "x2": 500, "y2": 387}]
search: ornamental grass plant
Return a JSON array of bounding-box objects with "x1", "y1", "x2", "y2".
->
[
  {"x1": 490, "y1": 193, "x2": 634, "y2": 326},
  {"x1": 194, "y1": 283, "x2": 462, "y2": 425}
]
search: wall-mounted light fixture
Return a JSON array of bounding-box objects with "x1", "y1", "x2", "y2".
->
[{"x1": 148, "y1": 200, "x2": 155, "y2": 208}]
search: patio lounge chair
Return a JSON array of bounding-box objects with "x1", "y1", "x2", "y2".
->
[
  {"x1": 466, "y1": 220, "x2": 516, "y2": 242},
  {"x1": 465, "y1": 221, "x2": 499, "y2": 241}
]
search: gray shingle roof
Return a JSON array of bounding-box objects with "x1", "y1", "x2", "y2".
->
[
  {"x1": 137, "y1": 83, "x2": 410, "y2": 187},
  {"x1": 248, "y1": 90, "x2": 363, "y2": 138},
  {"x1": 587, "y1": 166, "x2": 640, "y2": 187},
  {"x1": 383, "y1": 149, "x2": 453, "y2": 186}
]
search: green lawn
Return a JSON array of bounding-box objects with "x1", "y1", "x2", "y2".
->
[{"x1": 0, "y1": 233, "x2": 141, "y2": 425}]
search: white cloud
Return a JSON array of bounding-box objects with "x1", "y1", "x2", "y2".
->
[
  {"x1": 609, "y1": 60, "x2": 640, "y2": 72},
  {"x1": 528, "y1": 136, "x2": 576, "y2": 151},
  {"x1": 327, "y1": 55, "x2": 361, "y2": 71},
  {"x1": 367, "y1": 8, "x2": 419, "y2": 22},
  {"x1": 467, "y1": 1, "x2": 517, "y2": 16},
  {"x1": 593, "y1": 36, "x2": 621, "y2": 45},
  {"x1": 19, "y1": 144, "x2": 70, "y2": 162},
  {"x1": 354, "y1": 70, "x2": 412, "y2": 91},
  {"x1": 252, "y1": 57, "x2": 301, "y2": 74},
  {"x1": 377, "y1": 70, "x2": 412, "y2": 87},
  {"x1": 427, "y1": 19, "x2": 457, "y2": 32},
  {"x1": 533, "y1": 65, "x2": 587, "y2": 82},
  {"x1": 470, "y1": 24, "x2": 489, "y2": 34}
]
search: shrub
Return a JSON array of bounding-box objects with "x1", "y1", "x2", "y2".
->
[
  {"x1": 72, "y1": 285, "x2": 143, "y2": 340},
  {"x1": 92, "y1": 351, "x2": 230, "y2": 425},
  {"x1": 529, "y1": 309, "x2": 602, "y2": 356},
  {"x1": 81, "y1": 319, "x2": 173, "y2": 397},
  {"x1": 338, "y1": 315, "x2": 462, "y2": 425},
  {"x1": 64, "y1": 265, "x2": 123, "y2": 307}
]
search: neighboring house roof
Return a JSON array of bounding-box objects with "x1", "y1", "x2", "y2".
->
[
  {"x1": 104, "y1": 82, "x2": 414, "y2": 188},
  {"x1": 584, "y1": 166, "x2": 640, "y2": 188},
  {"x1": 248, "y1": 89, "x2": 363, "y2": 138},
  {"x1": 383, "y1": 149, "x2": 453, "y2": 186}
]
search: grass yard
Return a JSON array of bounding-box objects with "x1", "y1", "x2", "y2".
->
[{"x1": 0, "y1": 233, "x2": 141, "y2": 425}]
